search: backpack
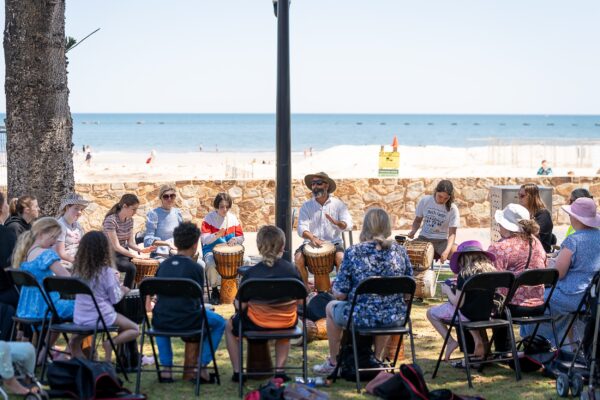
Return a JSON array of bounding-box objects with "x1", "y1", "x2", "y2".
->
[
  {"x1": 337, "y1": 335, "x2": 384, "y2": 381},
  {"x1": 47, "y1": 357, "x2": 145, "y2": 399},
  {"x1": 243, "y1": 378, "x2": 285, "y2": 400},
  {"x1": 508, "y1": 335, "x2": 556, "y2": 373}
]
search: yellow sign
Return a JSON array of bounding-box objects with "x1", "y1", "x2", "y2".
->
[{"x1": 378, "y1": 149, "x2": 399, "y2": 177}]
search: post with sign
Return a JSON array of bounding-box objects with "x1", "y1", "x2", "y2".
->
[{"x1": 378, "y1": 136, "x2": 400, "y2": 177}]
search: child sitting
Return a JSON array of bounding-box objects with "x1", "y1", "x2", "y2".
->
[
  {"x1": 70, "y1": 231, "x2": 139, "y2": 362},
  {"x1": 426, "y1": 240, "x2": 496, "y2": 362}
]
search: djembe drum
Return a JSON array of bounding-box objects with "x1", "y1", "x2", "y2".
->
[
  {"x1": 132, "y1": 258, "x2": 160, "y2": 287},
  {"x1": 115, "y1": 289, "x2": 144, "y2": 324},
  {"x1": 303, "y1": 242, "x2": 335, "y2": 292},
  {"x1": 414, "y1": 269, "x2": 436, "y2": 299},
  {"x1": 381, "y1": 334, "x2": 405, "y2": 363},
  {"x1": 291, "y1": 319, "x2": 327, "y2": 346},
  {"x1": 213, "y1": 243, "x2": 245, "y2": 304},
  {"x1": 402, "y1": 240, "x2": 435, "y2": 272},
  {"x1": 182, "y1": 341, "x2": 200, "y2": 381},
  {"x1": 246, "y1": 340, "x2": 273, "y2": 380}
]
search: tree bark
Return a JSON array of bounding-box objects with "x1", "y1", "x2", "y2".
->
[{"x1": 4, "y1": 0, "x2": 74, "y2": 216}]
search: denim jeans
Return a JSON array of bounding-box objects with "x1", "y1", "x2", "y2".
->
[{"x1": 155, "y1": 309, "x2": 226, "y2": 367}]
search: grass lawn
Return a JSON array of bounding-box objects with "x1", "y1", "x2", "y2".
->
[{"x1": 124, "y1": 289, "x2": 559, "y2": 399}]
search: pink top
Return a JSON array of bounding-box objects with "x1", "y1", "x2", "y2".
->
[{"x1": 488, "y1": 235, "x2": 547, "y2": 307}]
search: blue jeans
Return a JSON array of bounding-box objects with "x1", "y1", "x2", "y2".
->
[{"x1": 155, "y1": 310, "x2": 226, "y2": 367}]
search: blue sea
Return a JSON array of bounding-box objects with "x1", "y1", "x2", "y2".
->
[{"x1": 7, "y1": 114, "x2": 600, "y2": 152}]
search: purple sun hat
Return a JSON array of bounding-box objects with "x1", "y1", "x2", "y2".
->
[
  {"x1": 449, "y1": 240, "x2": 496, "y2": 274},
  {"x1": 561, "y1": 197, "x2": 600, "y2": 228}
]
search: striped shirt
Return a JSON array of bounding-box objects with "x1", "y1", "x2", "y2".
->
[
  {"x1": 200, "y1": 211, "x2": 245, "y2": 255},
  {"x1": 297, "y1": 196, "x2": 353, "y2": 245},
  {"x1": 102, "y1": 214, "x2": 133, "y2": 247}
]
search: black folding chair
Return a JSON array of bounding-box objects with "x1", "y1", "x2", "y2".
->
[
  {"x1": 236, "y1": 278, "x2": 308, "y2": 397},
  {"x1": 432, "y1": 271, "x2": 520, "y2": 388},
  {"x1": 41, "y1": 276, "x2": 127, "y2": 381},
  {"x1": 6, "y1": 269, "x2": 57, "y2": 370},
  {"x1": 135, "y1": 278, "x2": 220, "y2": 397},
  {"x1": 331, "y1": 276, "x2": 417, "y2": 393}
]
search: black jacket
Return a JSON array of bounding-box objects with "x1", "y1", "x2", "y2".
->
[{"x1": 4, "y1": 215, "x2": 31, "y2": 238}]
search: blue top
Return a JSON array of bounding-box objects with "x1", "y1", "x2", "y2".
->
[
  {"x1": 333, "y1": 241, "x2": 413, "y2": 327},
  {"x1": 16, "y1": 249, "x2": 74, "y2": 320},
  {"x1": 550, "y1": 228, "x2": 600, "y2": 312},
  {"x1": 144, "y1": 207, "x2": 183, "y2": 255}
]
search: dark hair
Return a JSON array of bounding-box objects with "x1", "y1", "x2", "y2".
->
[
  {"x1": 73, "y1": 231, "x2": 114, "y2": 282},
  {"x1": 173, "y1": 222, "x2": 200, "y2": 250},
  {"x1": 434, "y1": 180, "x2": 455, "y2": 212},
  {"x1": 9, "y1": 195, "x2": 37, "y2": 216},
  {"x1": 571, "y1": 188, "x2": 593, "y2": 203},
  {"x1": 105, "y1": 194, "x2": 139, "y2": 218},
  {"x1": 520, "y1": 183, "x2": 546, "y2": 215},
  {"x1": 213, "y1": 192, "x2": 233, "y2": 209}
]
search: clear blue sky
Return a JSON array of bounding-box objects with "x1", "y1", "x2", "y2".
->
[{"x1": 1, "y1": 0, "x2": 599, "y2": 114}]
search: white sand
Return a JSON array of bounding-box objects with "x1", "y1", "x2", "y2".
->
[{"x1": 70, "y1": 144, "x2": 600, "y2": 183}]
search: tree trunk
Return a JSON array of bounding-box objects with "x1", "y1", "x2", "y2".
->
[{"x1": 4, "y1": 0, "x2": 74, "y2": 216}]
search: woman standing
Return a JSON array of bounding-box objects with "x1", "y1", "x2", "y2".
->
[
  {"x1": 408, "y1": 180, "x2": 459, "y2": 263},
  {"x1": 4, "y1": 195, "x2": 40, "y2": 238},
  {"x1": 518, "y1": 183, "x2": 554, "y2": 253},
  {"x1": 55, "y1": 193, "x2": 90, "y2": 269},
  {"x1": 143, "y1": 184, "x2": 183, "y2": 258},
  {"x1": 102, "y1": 194, "x2": 147, "y2": 288}
]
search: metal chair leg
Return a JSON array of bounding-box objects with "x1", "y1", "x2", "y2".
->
[
  {"x1": 458, "y1": 324, "x2": 473, "y2": 388},
  {"x1": 351, "y1": 327, "x2": 361, "y2": 393}
]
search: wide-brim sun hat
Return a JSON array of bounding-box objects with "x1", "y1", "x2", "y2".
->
[
  {"x1": 59, "y1": 193, "x2": 90, "y2": 211},
  {"x1": 561, "y1": 197, "x2": 600, "y2": 228},
  {"x1": 494, "y1": 203, "x2": 530, "y2": 233},
  {"x1": 304, "y1": 172, "x2": 336, "y2": 193},
  {"x1": 449, "y1": 240, "x2": 496, "y2": 274}
]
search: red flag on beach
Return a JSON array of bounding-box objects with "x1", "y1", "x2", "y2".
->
[{"x1": 391, "y1": 136, "x2": 398, "y2": 148}]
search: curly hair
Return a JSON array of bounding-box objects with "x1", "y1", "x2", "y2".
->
[
  {"x1": 73, "y1": 231, "x2": 115, "y2": 282},
  {"x1": 173, "y1": 222, "x2": 200, "y2": 250}
]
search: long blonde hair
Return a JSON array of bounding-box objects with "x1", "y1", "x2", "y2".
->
[
  {"x1": 257, "y1": 225, "x2": 285, "y2": 267},
  {"x1": 457, "y1": 252, "x2": 496, "y2": 281},
  {"x1": 13, "y1": 217, "x2": 62, "y2": 267},
  {"x1": 359, "y1": 208, "x2": 393, "y2": 250}
]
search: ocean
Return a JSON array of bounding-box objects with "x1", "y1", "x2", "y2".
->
[{"x1": 5, "y1": 113, "x2": 600, "y2": 153}]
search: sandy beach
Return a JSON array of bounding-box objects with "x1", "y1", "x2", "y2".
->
[{"x1": 69, "y1": 144, "x2": 600, "y2": 184}]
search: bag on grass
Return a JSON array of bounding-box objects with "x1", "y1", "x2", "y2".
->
[
  {"x1": 508, "y1": 335, "x2": 556, "y2": 372},
  {"x1": 339, "y1": 335, "x2": 383, "y2": 381}
]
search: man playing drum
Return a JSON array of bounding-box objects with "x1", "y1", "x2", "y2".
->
[{"x1": 295, "y1": 172, "x2": 353, "y2": 287}]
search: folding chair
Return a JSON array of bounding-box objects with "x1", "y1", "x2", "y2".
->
[
  {"x1": 342, "y1": 230, "x2": 354, "y2": 249},
  {"x1": 236, "y1": 278, "x2": 308, "y2": 397},
  {"x1": 6, "y1": 269, "x2": 56, "y2": 370},
  {"x1": 432, "y1": 271, "x2": 520, "y2": 388},
  {"x1": 332, "y1": 276, "x2": 417, "y2": 393},
  {"x1": 41, "y1": 276, "x2": 127, "y2": 381},
  {"x1": 135, "y1": 278, "x2": 220, "y2": 397}
]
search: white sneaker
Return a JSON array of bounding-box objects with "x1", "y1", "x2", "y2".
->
[
  {"x1": 313, "y1": 358, "x2": 336, "y2": 375},
  {"x1": 141, "y1": 355, "x2": 155, "y2": 366}
]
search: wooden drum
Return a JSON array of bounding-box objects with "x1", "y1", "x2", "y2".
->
[
  {"x1": 403, "y1": 240, "x2": 435, "y2": 272},
  {"x1": 132, "y1": 258, "x2": 160, "y2": 287},
  {"x1": 292, "y1": 319, "x2": 327, "y2": 346},
  {"x1": 303, "y1": 242, "x2": 335, "y2": 292},
  {"x1": 381, "y1": 334, "x2": 405, "y2": 363},
  {"x1": 213, "y1": 243, "x2": 245, "y2": 304},
  {"x1": 246, "y1": 340, "x2": 273, "y2": 380},
  {"x1": 414, "y1": 269, "x2": 436, "y2": 299}
]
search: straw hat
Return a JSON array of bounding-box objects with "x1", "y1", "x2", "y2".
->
[
  {"x1": 561, "y1": 197, "x2": 600, "y2": 228},
  {"x1": 449, "y1": 240, "x2": 496, "y2": 274},
  {"x1": 59, "y1": 193, "x2": 90, "y2": 211},
  {"x1": 494, "y1": 203, "x2": 530, "y2": 233},
  {"x1": 304, "y1": 172, "x2": 336, "y2": 193}
]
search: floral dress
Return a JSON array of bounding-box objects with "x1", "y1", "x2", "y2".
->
[
  {"x1": 333, "y1": 241, "x2": 413, "y2": 327},
  {"x1": 16, "y1": 249, "x2": 74, "y2": 320}
]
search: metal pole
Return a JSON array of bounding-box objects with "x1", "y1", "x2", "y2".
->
[{"x1": 274, "y1": 0, "x2": 292, "y2": 261}]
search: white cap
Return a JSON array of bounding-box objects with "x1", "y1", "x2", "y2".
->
[{"x1": 495, "y1": 203, "x2": 530, "y2": 233}]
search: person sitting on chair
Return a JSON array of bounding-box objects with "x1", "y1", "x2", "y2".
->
[
  {"x1": 407, "y1": 179, "x2": 459, "y2": 264},
  {"x1": 153, "y1": 222, "x2": 225, "y2": 383},
  {"x1": 55, "y1": 193, "x2": 90, "y2": 269},
  {"x1": 295, "y1": 172, "x2": 353, "y2": 287},
  {"x1": 224, "y1": 225, "x2": 303, "y2": 382},
  {"x1": 144, "y1": 184, "x2": 183, "y2": 259},
  {"x1": 313, "y1": 208, "x2": 412, "y2": 375}
]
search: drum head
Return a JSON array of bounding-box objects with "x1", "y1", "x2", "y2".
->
[
  {"x1": 303, "y1": 241, "x2": 335, "y2": 256},
  {"x1": 213, "y1": 243, "x2": 244, "y2": 254}
]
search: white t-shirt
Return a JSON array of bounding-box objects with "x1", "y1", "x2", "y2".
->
[
  {"x1": 415, "y1": 195, "x2": 460, "y2": 240},
  {"x1": 56, "y1": 216, "x2": 84, "y2": 267}
]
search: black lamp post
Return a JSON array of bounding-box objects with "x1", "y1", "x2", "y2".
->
[{"x1": 273, "y1": 0, "x2": 292, "y2": 261}]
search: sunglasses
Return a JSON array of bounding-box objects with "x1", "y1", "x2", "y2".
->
[
  {"x1": 162, "y1": 193, "x2": 176, "y2": 200},
  {"x1": 518, "y1": 194, "x2": 527, "y2": 199},
  {"x1": 311, "y1": 180, "x2": 325, "y2": 186}
]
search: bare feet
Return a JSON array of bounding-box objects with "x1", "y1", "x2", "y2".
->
[
  {"x1": 445, "y1": 339, "x2": 459, "y2": 361},
  {"x1": 4, "y1": 376, "x2": 37, "y2": 395},
  {"x1": 103, "y1": 340, "x2": 113, "y2": 363}
]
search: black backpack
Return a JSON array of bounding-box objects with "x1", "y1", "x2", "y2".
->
[
  {"x1": 336, "y1": 336, "x2": 383, "y2": 382},
  {"x1": 508, "y1": 335, "x2": 556, "y2": 373}
]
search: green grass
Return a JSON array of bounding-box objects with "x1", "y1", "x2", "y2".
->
[{"x1": 121, "y1": 295, "x2": 559, "y2": 400}]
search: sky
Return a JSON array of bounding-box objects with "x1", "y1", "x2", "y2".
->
[{"x1": 0, "y1": 0, "x2": 599, "y2": 114}]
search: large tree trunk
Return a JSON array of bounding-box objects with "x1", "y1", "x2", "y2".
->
[{"x1": 4, "y1": 0, "x2": 74, "y2": 216}]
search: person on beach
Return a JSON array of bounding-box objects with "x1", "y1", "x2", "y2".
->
[
  {"x1": 70, "y1": 231, "x2": 139, "y2": 362},
  {"x1": 408, "y1": 179, "x2": 459, "y2": 263},
  {"x1": 536, "y1": 160, "x2": 553, "y2": 176},
  {"x1": 55, "y1": 193, "x2": 90, "y2": 269},
  {"x1": 201, "y1": 192, "x2": 248, "y2": 305},
  {"x1": 518, "y1": 183, "x2": 555, "y2": 253},
  {"x1": 525, "y1": 198, "x2": 600, "y2": 346},
  {"x1": 4, "y1": 195, "x2": 40, "y2": 239},
  {"x1": 313, "y1": 208, "x2": 412, "y2": 375},
  {"x1": 103, "y1": 194, "x2": 147, "y2": 289},
  {"x1": 154, "y1": 222, "x2": 225, "y2": 383},
  {"x1": 144, "y1": 184, "x2": 183, "y2": 258},
  {"x1": 426, "y1": 241, "x2": 496, "y2": 363},
  {"x1": 564, "y1": 188, "x2": 593, "y2": 238},
  {"x1": 84, "y1": 145, "x2": 92, "y2": 166},
  {"x1": 225, "y1": 225, "x2": 303, "y2": 382},
  {"x1": 295, "y1": 172, "x2": 353, "y2": 288}
]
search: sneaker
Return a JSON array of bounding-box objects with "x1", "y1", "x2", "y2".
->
[
  {"x1": 313, "y1": 358, "x2": 336, "y2": 375},
  {"x1": 210, "y1": 288, "x2": 221, "y2": 305},
  {"x1": 141, "y1": 355, "x2": 155, "y2": 366}
]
